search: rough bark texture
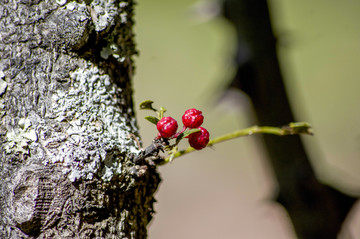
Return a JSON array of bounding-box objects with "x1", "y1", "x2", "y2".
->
[
  {"x1": 221, "y1": 0, "x2": 356, "y2": 238},
  {"x1": 0, "y1": 1, "x2": 160, "y2": 238}
]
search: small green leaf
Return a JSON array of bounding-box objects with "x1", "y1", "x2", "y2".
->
[
  {"x1": 158, "y1": 107, "x2": 167, "y2": 119},
  {"x1": 284, "y1": 122, "x2": 313, "y2": 135},
  {"x1": 139, "y1": 100, "x2": 156, "y2": 111},
  {"x1": 176, "y1": 128, "x2": 201, "y2": 144},
  {"x1": 145, "y1": 116, "x2": 159, "y2": 125},
  {"x1": 288, "y1": 122, "x2": 311, "y2": 129},
  {"x1": 183, "y1": 128, "x2": 201, "y2": 137}
]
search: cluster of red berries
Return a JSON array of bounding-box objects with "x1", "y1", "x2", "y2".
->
[{"x1": 156, "y1": 108, "x2": 210, "y2": 150}]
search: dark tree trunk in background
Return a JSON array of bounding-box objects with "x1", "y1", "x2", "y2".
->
[
  {"x1": 221, "y1": 0, "x2": 356, "y2": 238},
  {"x1": 0, "y1": 1, "x2": 160, "y2": 238}
]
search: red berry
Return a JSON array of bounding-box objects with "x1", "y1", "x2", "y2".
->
[
  {"x1": 188, "y1": 127, "x2": 209, "y2": 150},
  {"x1": 182, "y1": 108, "x2": 204, "y2": 128},
  {"x1": 157, "y1": 117, "x2": 178, "y2": 138}
]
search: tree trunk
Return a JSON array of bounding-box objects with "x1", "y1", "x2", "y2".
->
[
  {"x1": 221, "y1": 0, "x2": 356, "y2": 238},
  {"x1": 0, "y1": 1, "x2": 160, "y2": 238}
]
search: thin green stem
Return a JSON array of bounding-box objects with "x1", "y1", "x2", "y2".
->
[{"x1": 161, "y1": 122, "x2": 312, "y2": 165}]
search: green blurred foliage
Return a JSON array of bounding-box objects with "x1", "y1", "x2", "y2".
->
[{"x1": 133, "y1": 0, "x2": 360, "y2": 238}]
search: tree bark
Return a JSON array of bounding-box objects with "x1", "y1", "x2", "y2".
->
[
  {"x1": 221, "y1": 0, "x2": 356, "y2": 238},
  {"x1": 0, "y1": 1, "x2": 160, "y2": 238}
]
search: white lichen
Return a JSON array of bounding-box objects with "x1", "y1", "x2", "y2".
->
[
  {"x1": 56, "y1": 0, "x2": 67, "y2": 6},
  {"x1": 100, "y1": 43, "x2": 121, "y2": 60},
  {"x1": 65, "y1": 1, "x2": 77, "y2": 11},
  {"x1": 4, "y1": 118, "x2": 38, "y2": 155},
  {"x1": 100, "y1": 46, "x2": 113, "y2": 59},
  {"x1": 120, "y1": 12, "x2": 127, "y2": 23},
  {"x1": 90, "y1": 0, "x2": 119, "y2": 32},
  {"x1": 64, "y1": 1, "x2": 88, "y2": 22},
  {"x1": 46, "y1": 64, "x2": 140, "y2": 182},
  {"x1": 0, "y1": 78, "x2": 7, "y2": 96},
  {"x1": 119, "y1": 2, "x2": 128, "y2": 8}
]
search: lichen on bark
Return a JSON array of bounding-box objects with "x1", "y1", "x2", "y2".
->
[{"x1": 0, "y1": 0, "x2": 160, "y2": 238}]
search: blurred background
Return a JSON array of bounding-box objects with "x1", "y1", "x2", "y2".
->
[{"x1": 133, "y1": 0, "x2": 360, "y2": 238}]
